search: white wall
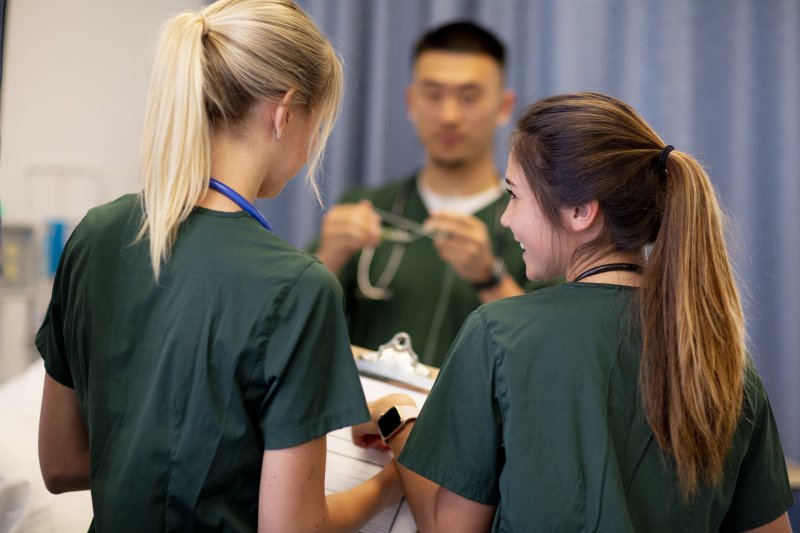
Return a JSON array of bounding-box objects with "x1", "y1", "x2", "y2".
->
[{"x1": 0, "y1": 0, "x2": 201, "y2": 380}]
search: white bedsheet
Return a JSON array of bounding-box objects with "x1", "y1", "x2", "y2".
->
[{"x1": 0, "y1": 361, "x2": 93, "y2": 533}]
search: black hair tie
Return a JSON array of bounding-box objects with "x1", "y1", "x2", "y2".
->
[{"x1": 657, "y1": 145, "x2": 674, "y2": 173}]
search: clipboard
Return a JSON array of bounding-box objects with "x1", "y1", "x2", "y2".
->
[
  {"x1": 352, "y1": 333, "x2": 438, "y2": 393},
  {"x1": 323, "y1": 336, "x2": 433, "y2": 533}
]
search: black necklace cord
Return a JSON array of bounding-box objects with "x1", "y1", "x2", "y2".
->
[{"x1": 572, "y1": 263, "x2": 643, "y2": 283}]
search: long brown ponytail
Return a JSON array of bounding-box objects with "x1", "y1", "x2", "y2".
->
[
  {"x1": 639, "y1": 150, "x2": 746, "y2": 496},
  {"x1": 511, "y1": 92, "x2": 747, "y2": 497}
]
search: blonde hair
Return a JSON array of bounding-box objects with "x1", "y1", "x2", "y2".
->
[
  {"x1": 512, "y1": 93, "x2": 747, "y2": 497},
  {"x1": 137, "y1": 0, "x2": 343, "y2": 280}
]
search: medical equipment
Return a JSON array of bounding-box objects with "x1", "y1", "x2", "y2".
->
[
  {"x1": 354, "y1": 177, "x2": 506, "y2": 360},
  {"x1": 356, "y1": 180, "x2": 505, "y2": 301},
  {"x1": 208, "y1": 178, "x2": 274, "y2": 232},
  {"x1": 374, "y1": 207, "x2": 442, "y2": 242},
  {"x1": 357, "y1": 208, "x2": 443, "y2": 300}
]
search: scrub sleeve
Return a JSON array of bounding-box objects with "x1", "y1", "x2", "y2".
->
[
  {"x1": 258, "y1": 262, "x2": 370, "y2": 449},
  {"x1": 718, "y1": 371, "x2": 795, "y2": 532},
  {"x1": 398, "y1": 311, "x2": 501, "y2": 504}
]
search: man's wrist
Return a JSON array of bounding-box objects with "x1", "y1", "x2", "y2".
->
[{"x1": 471, "y1": 257, "x2": 505, "y2": 291}]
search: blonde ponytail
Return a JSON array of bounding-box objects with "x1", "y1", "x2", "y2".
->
[
  {"x1": 137, "y1": 12, "x2": 210, "y2": 281},
  {"x1": 639, "y1": 152, "x2": 747, "y2": 496},
  {"x1": 137, "y1": 0, "x2": 343, "y2": 281}
]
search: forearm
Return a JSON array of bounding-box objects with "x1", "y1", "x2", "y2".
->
[
  {"x1": 260, "y1": 438, "x2": 401, "y2": 533},
  {"x1": 323, "y1": 462, "x2": 403, "y2": 532},
  {"x1": 40, "y1": 456, "x2": 90, "y2": 494},
  {"x1": 387, "y1": 423, "x2": 495, "y2": 533},
  {"x1": 740, "y1": 512, "x2": 792, "y2": 533},
  {"x1": 385, "y1": 423, "x2": 438, "y2": 531},
  {"x1": 38, "y1": 374, "x2": 91, "y2": 493},
  {"x1": 477, "y1": 274, "x2": 524, "y2": 303}
]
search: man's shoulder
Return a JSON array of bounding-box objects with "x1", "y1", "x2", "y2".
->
[{"x1": 337, "y1": 176, "x2": 415, "y2": 207}]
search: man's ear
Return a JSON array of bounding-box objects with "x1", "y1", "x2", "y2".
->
[
  {"x1": 497, "y1": 89, "x2": 516, "y2": 127},
  {"x1": 272, "y1": 88, "x2": 297, "y2": 139},
  {"x1": 563, "y1": 199, "x2": 600, "y2": 234}
]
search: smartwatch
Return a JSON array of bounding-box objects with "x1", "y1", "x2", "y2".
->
[
  {"x1": 377, "y1": 405, "x2": 419, "y2": 442},
  {"x1": 471, "y1": 257, "x2": 506, "y2": 291}
]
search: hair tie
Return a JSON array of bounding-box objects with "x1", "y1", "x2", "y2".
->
[
  {"x1": 200, "y1": 13, "x2": 210, "y2": 37},
  {"x1": 658, "y1": 145, "x2": 674, "y2": 172}
]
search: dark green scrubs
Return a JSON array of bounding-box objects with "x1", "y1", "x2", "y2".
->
[
  {"x1": 398, "y1": 283, "x2": 794, "y2": 532},
  {"x1": 36, "y1": 194, "x2": 369, "y2": 532},
  {"x1": 312, "y1": 176, "x2": 549, "y2": 367}
]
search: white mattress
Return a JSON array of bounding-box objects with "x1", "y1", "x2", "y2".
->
[{"x1": 0, "y1": 361, "x2": 93, "y2": 533}]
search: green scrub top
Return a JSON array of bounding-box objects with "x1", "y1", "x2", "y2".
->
[
  {"x1": 311, "y1": 176, "x2": 550, "y2": 367},
  {"x1": 398, "y1": 283, "x2": 794, "y2": 532},
  {"x1": 36, "y1": 194, "x2": 369, "y2": 532}
]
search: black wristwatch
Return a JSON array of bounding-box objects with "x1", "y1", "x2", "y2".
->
[
  {"x1": 377, "y1": 405, "x2": 419, "y2": 442},
  {"x1": 471, "y1": 257, "x2": 506, "y2": 291}
]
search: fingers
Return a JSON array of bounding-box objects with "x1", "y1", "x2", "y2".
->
[
  {"x1": 424, "y1": 212, "x2": 495, "y2": 282},
  {"x1": 351, "y1": 421, "x2": 388, "y2": 450},
  {"x1": 351, "y1": 393, "x2": 416, "y2": 449},
  {"x1": 423, "y1": 211, "x2": 483, "y2": 240},
  {"x1": 323, "y1": 201, "x2": 381, "y2": 245},
  {"x1": 317, "y1": 201, "x2": 382, "y2": 272}
]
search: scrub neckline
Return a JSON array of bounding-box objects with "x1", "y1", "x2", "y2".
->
[{"x1": 193, "y1": 206, "x2": 251, "y2": 218}]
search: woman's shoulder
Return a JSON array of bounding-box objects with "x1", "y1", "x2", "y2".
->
[
  {"x1": 59, "y1": 194, "x2": 141, "y2": 252},
  {"x1": 83, "y1": 194, "x2": 141, "y2": 226},
  {"x1": 241, "y1": 242, "x2": 342, "y2": 297},
  {"x1": 741, "y1": 360, "x2": 771, "y2": 419},
  {"x1": 473, "y1": 283, "x2": 639, "y2": 350},
  {"x1": 480, "y1": 282, "x2": 629, "y2": 318}
]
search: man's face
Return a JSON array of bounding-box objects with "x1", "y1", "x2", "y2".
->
[{"x1": 406, "y1": 51, "x2": 513, "y2": 169}]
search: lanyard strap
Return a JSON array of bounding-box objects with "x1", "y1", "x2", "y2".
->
[
  {"x1": 208, "y1": 178, "x2": 274, "y2": 232},
  {"x1": 573, "y1": 263, "x2": 642, "y2": 282}
]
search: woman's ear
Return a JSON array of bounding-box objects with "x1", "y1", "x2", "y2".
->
[
  {"x1": 272, "y1": 88, "x2": 297, "y2": 139},
  {"x1": 562, "y1": 199, "x2": 600, "y2": 234}
]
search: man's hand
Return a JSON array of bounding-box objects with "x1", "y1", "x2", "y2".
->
[
  {"x1": 316, "y1": 200, "x2": 382, "y2": 276},
  {"x1": 424, "y1": 211, "x2": 495, "y2": 284}
]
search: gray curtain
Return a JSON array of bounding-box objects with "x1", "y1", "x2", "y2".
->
[{"x1": 258, "y1": 0, "x2": 800, "y2": 461}]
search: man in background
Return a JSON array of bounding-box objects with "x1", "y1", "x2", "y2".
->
[{"x1": 313, "y1": 21, "x2": 548, "y2": 367}]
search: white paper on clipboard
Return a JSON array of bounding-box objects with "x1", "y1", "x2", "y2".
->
[{"x1": 324, "y1": 374, "x2": 429, "y2": 533}]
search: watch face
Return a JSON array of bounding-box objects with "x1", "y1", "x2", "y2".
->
[{"x1": 378, "y1": 407, "x2": 402, "y2": 439}]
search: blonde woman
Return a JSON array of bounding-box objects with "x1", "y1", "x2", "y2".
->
[
  {"x1": 36, "y1": 1, "x2": 401, "y2": 531},
  {"x1": 368, "y1": 93, "x2": 794, "y2": 531}
]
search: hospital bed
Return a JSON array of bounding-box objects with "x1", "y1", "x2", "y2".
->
[{"x1": 0, "y1": 361, "x2": 93, "y2": 532}]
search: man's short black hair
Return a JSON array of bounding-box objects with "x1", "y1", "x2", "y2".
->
[{"x1": 412, "y1": 20, "x2": 505, "y2": 68}]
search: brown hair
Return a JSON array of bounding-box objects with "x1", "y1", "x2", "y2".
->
[
  {"x1": 511, "y1": 92, "x2": 747, "y2": 497},
  {"x1": 138, "y1": 0, "x2": 343, "y2": 280}
]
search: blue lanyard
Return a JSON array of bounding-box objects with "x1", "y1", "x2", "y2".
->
[{"x1": 208, "y1": 177, "x2": 274, "y2": 232}]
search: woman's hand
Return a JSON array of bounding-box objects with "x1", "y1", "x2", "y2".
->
[{"x1": 351, "y1": 393, "x2": 416, "y2": 450}]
